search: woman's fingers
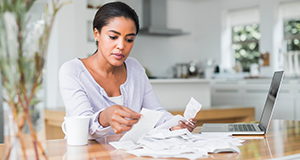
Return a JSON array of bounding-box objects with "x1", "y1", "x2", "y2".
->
[
  {"x1": 111, "y1": 113, "x2": 140, "y2": 126},
  {"x1": 99, "y1": 105, "x2": 142, "y2": 134},
  {"x1": 110, "y1": 121, "x2": 133, "y2": 134},
  {"x1": 178, "y1": 121, "x2": 193, "y2": 132},
  {"x1": 115, "y1": 107, "x2": 142, "y2": 120},
  {"x1": 189, "y1": 118, "x2": 197, "y2": 125},
  {"x1": 171, "y1": 118, "x2": 198, "y2": 132}
]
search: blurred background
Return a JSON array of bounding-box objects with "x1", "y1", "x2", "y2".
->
[{"x1": 1, "y1": 0, "x2": 300, "y2": 141}]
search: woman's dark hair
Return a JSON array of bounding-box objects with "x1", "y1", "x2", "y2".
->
[{"x1": 93, "y1": 1, "x2": 140, "y2": 35}]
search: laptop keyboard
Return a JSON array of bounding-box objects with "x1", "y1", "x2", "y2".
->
[{"x1": 229, "y1": 124, "x2": 256, "y2": 132}]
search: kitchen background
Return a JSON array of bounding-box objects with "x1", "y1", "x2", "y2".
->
[
  {"x1": 41, "y1": 0, "x2": 299, "y2": 108},
  {"x1": 1, "y1": 0, "x2": 300, "y2": 142},
  {"x1": 12, "y1": 0, "x2": 300, "y2": 107}
]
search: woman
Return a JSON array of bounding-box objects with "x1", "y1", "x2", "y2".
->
[{"x1": 59, "y1": 1, "x2": 196, "y2": 139}]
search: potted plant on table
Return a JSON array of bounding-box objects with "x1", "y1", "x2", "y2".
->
[{"x1": 0, "y1": 0, "x2": 69, "y2": 159}]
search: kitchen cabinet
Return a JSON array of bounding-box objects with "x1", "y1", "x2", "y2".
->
[
  {"x1": 297, "y1": 99, "x2": 300, "y2": 121},
  {"x1": 150, "y1": 79, "x2": 211, "y2": 111},
  {"x1": 211, "y1": 80, "x2": 243, "y2": 106},
  {"x1": 295, "y1": 81, "x2": 300, "y2": 121},
  {"x1": 211, "y1": 78, "x2": 298, "y2": 121}
]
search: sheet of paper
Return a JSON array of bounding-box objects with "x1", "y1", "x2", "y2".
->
[
  {"x1": 110, "y1": 98, "x2": 244, "y2": 160},
  {"x1": 149, "y1": 115, "x2": 185, "y2": 133},
  {"x1": 119, "y1": 108, "x2": 164, "y2": 143},
  {"x1": 114, "y1": 129, "x2": 243, "y2": 160},
  {"x1": 184, "y1": 97, "x2": 202, "y2": 122}
]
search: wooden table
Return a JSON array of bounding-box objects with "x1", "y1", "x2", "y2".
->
[{"x1": 1, "y1": 119, "x2": 300, "y2": 160}]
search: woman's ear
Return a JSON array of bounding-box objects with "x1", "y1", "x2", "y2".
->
[{"x1": 93, "y1": 28, "x2": 99, "y2": 41}]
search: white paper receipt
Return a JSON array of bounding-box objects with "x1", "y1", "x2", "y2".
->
[
  {"x1": 184, "y1": 97, "x2": 202, "y2": 121},
  {"x1": 119, "y1": 108, "x2": 164, "y2": 143}
]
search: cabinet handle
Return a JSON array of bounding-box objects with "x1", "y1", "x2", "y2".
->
[
  {"x1": 246, "y1": 81, "x2": 270, "y2": 84},
  {"x1": 215, "y1": 89, "x2": 238, "y2": 93},
  {"x1": 246, "y1": 90, "x2": 267, "y2": 93},
  {"x1": 215, "y1": 81, "x2": 239, "y2": 85}
]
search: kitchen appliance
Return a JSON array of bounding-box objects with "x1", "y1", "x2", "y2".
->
[
  {"x1": 140, "y1": 0, "x2": 186, "y2": 36},
  {"x1": 175, "y1": 63, "x2": 189, "y2": 78},
  {"x1": 205, "y1": 58, "x2": 215, "y2": 79},
  {"x1": 188, "y1": 60, "x2": 198, "y2": 77}
]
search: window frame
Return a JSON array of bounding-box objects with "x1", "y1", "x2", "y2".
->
[{"x1": 231, "y1": 23, "x2": 261, "y2": 72}]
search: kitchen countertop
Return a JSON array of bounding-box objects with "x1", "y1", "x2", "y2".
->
[{"x1": 149, "y1": 78, "x2": 210, "y2": 83}]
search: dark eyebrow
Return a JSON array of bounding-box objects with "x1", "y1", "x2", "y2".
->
[
  {"x1": 126, "y1": 33, "x2": 136, "y2": 36},
  {"x1": 108, "y1": 30, "x2": 136, "y2": 37}
]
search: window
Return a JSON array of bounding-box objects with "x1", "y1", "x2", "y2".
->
[
  {"x1": 284, "y1": 19, "x2": 300, "y2": 51},
  {"x1": 223, "y1": 7, "x2": 261, "y2": 72},
  {"x1": 232, "y1": 24, "x2": 261, "y2": 72}
]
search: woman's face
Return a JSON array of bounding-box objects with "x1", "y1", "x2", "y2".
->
[{"x1": 94, "y1": 16, "x2": 137, "y2": 67}]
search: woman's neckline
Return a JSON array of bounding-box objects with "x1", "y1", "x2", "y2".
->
[{"x1": 76, "y1": 57, "x2": 129, "y2": 88}]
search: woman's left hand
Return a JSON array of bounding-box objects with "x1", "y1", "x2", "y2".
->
[{"x1": 170, "y1": 118, "x2": 197, "y2": 132}]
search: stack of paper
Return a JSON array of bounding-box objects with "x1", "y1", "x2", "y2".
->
[
  {"x1": 110, "y1": 128, "x2": 244, "y2": 159},
  {"x1": 109, "y1": 97, "x2": 244, "y2": 159}
]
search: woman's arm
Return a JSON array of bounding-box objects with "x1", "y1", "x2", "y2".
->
[{"x1": 59, "y1": 61, "x2": 112, "y2": 138}]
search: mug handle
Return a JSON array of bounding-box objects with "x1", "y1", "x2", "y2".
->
[{"x1": 61, "y1": 121, "x2": 67, "y2": 136}]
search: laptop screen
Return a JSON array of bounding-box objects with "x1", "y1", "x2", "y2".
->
[{"x1": 259, "y1": 71, "x2": 284, "y2": 131}]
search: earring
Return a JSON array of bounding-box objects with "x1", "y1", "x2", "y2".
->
[{"x1": 95, "y1": 39, "x2": 97, "y2": 41}]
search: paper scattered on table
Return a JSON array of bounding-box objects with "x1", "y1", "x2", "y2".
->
[
  {"x1": 184, "y1": 97, "x2": 202, "y2": 123},
  {"x1": 114, "y1": 128, "x2": 244, "y2": 159},
  {"x1": 110, "y1": 98, "x2": 244, "y2": 160},
  {"x1": 149, "y1": 115, "x2": 185, "y2": 133},
  {"x1": 119, "y1": 108, "x2": 164, "y2": 143}
]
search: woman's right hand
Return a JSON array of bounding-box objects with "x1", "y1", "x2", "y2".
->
[{"x1": 99, "y1": 105, "x2": 142, "y2": 134}]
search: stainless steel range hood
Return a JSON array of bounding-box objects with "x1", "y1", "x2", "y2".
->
[{"x1": 140, "y1": 0, "x2": 186, "y2": 36}]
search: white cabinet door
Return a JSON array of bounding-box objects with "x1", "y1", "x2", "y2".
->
[
  {"x1": 211, "y1": 79, "x2": 296, "y2": 121},
  {"x1": 211, "y1": 88, "x2": 243, "y2": 106},
  {"x1": 243, "y1": 88, "x2": 269, "y2": 121},
  {"x1": 273, "y1": 89, "x2": 294, "y2": 120},
  {"x1": 271, "y1": 82, "x2": 295, "y2": 120},
  {"x1": 296, "y1": 100, "x2": 300, "y2": 121},
  {"x1": 211, "y1": 80, "x2": 243, "y2": 106},
  {"x1": 296, "y1": 88, "x2": 300, "y2": 121},
  {"x1": 151, "y1": 80, "x2": 211, "y2": 111}
]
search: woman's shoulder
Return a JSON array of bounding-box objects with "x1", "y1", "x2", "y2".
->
[
  {"x1": 125, "y1": 57, "x2": 144, "y2": 71},
  {"x1": 59, "y1": 58, "x2": 84, "y2": 75}
]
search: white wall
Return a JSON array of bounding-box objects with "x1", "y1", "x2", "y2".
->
[
  {"x1": 131, "y1": 0, "x2": 222, "y2": 77},
  {"x1": 46, "y1": 0, "x2": 77, "y2": 108},
  {"x1": 45, "y1": 0, "x2": 299, "y2": 108},
  {"x1": 130, "y1": 0, "x2": 294, "y2": 77}
]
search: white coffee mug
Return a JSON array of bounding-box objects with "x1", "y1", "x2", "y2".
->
[{"x1": 61, "y1": 116, "x2": 90, "y2": 146}]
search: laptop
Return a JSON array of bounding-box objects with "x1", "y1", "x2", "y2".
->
[{"x1": 200, "y1": 70, "x2": 284, "y2": 135}]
